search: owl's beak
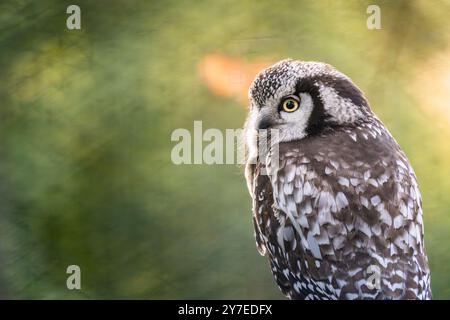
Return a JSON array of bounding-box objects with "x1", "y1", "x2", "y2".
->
[
  {"x1": 256, "y1": 111, "x2": 276, "y2": 130},
  {"x1": 257, "y1": 117, "x2": 274, "y2": 130}
]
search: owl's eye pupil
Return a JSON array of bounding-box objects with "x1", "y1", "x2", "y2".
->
[{"x1": 286, "y1": 101, "x2": 295, "y2": 109}]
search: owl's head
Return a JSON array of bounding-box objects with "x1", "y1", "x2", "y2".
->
[{"x1": 245, "y1": 59, "x2": 372, "y2": 144}]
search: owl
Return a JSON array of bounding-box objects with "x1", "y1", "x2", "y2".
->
[{"x1": 243, "y1": 59, "x2": 431, "y2": 300}]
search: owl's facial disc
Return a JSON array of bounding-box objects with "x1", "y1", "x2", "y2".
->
[{"x1": 247, "y1": 59, "x2": 371, "y2": 144}]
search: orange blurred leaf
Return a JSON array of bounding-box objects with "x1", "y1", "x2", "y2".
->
[{"x1": 198, "y1": 53, "x2": 274, "y2": 106}]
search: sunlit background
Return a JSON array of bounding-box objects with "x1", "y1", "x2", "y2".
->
[{"x1": 0, "y1": 0, "x2": 449, "y2": 299}]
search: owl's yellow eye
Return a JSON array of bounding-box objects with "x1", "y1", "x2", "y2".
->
[{"x1": 281, "y1": 98, "x2": 300, "y2": 113}]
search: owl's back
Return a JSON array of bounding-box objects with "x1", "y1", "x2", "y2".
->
[{"x1": 249, "y1": 118, "x2": 431, "y2": 299}]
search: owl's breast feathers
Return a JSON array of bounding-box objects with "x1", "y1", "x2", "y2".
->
[{"x1": 247, "y1": 119, "x2": 431, "y2": 299}]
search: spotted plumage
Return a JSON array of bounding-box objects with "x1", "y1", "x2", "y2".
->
[{"x1": 244, "y1": 59, "x2": 431, "y2": 300}]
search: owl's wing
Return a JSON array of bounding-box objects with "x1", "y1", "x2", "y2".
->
[
  {"x1": 250, "y1": 160, "x2": 300, "y2": 297},
  {"x1": 246, "y1": 161, "x2": 268, "y2": 257},
  {"x1": 264, "y1": 128, "x2": 431, "y2": 299}
]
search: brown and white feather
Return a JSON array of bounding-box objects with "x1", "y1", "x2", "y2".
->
[{"x1": 244, "y1": 60, "x2": 431, "y2": 300}]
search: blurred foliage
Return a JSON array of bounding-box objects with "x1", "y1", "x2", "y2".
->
[{"x1": 0, "y1": 0, "x2": 449, "y2": 299}]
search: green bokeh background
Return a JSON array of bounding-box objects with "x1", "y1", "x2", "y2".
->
[{"x1": 0, "y1": 0, "x2": 449, "y2": 299}]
